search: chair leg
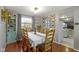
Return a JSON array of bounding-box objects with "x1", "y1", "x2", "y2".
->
[
  {"x1": 22, "y1": 46, "x2": 27, "y2": 52},
  {"x1": 27, "y1": 47, "x2": 30, "y2": 52},
  {"x1": 51, "y1": 43, "x2": 53, "y2": 52},
  {"x1": 36, "y1": 47, "x2": 39, "y2": 52}
]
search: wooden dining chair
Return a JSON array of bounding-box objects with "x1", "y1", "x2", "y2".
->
[
  {"x1": 21, "y1": 28, "x2": 32, "y2": 52},
  {"x1": 36, "y1": 28, "x2": 55, "y2": 52}
]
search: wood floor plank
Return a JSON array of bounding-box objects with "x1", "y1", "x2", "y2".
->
[{"x1": 5, "y1": 42, "x2": 77, "y2": 52}]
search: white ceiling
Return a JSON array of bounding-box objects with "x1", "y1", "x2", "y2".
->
[{"x1": 5, "y1": 6, "x2": 71, "y2": 16}]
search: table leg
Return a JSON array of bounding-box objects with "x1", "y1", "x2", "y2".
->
[{"x1": 33, "y1": 48, "x2": 36, "y2": 52}]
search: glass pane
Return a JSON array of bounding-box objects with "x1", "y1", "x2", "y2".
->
[{"x1": 21, "y1": 17, "x2": 32, "y2": 23}]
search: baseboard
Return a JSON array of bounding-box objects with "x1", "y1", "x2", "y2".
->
[
  {"x1": 6, "y1": 40, "x2": 17, "y2": 45},
  {"x1": 53, "y1": 41, "x2": 79, "y2": 52},
  {"x1": 0, "y1": 47, "x2": 6, "y2": 52}
]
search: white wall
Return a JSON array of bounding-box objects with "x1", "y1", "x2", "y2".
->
[
  {"x1": 54, "y1": 14, "x2": 61, "y2": 42},
  {"x1": 0, "y1": 6, "x2": 6, "y2": 51},
  {"x1": 73, "y1": 7, "x2": 79, "y2": 50},
  {"x1": 0, "y1": 22, "x2": 6, "y2": 52}
]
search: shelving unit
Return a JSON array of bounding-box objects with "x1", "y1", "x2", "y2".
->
[
  {"x1": 1, "y1": 9, "x2": 16, "y2": 44},
  {"x1": 36, "y1": 15, "x2": 55, "y2": 33},
  {"x1": 42, "y1": 16, "x2": 55, "y2": 28}
]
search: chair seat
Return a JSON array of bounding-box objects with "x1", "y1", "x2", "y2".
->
[
  {"x1": 37, "y1": 43, "x2": 52, "y2": 52},
  {"x1": 37, "y1": 40, "x2": 53, "y2": 52},
  {"x1": 36, "y1": 43, "x2": 44, "y2": 51},
  {"x1": 38, "y1": 43, "x2": 44, "y2": 48}
]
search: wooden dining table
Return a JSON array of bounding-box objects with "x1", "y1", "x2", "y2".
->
[{"x1": 28, "y1": 32, "x2": 45, "y2": 51}]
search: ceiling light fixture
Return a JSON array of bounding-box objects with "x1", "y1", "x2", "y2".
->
[
  {"x1": 29, "y1": 6, "x2": 43, "y2": 14},
  {"x1": 34, "y1": 7, "x2": 39, "y2": 14}
]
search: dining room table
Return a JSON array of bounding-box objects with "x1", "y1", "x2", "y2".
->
[{"x1": 28, "y1": 32, "x2": 46, "y2": 51}]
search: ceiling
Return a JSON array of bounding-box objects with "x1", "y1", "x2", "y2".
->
[{"x1": 5, "y1": 6, "x2": 71, "y2": 16}]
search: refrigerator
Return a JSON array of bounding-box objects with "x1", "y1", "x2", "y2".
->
[{"x1": 0, "y1": 21, "x2": 6, "y2": 52}]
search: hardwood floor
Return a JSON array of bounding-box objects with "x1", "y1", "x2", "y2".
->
[
  {"x1": 5, "y1": 42, "x2": 21, "y2": 52},
  {"x1": 5, "y1": 41, "x2": 77, "y2": 52},
  {"x1": 52, "y1": 43, "x2": 77, "y2": 52}
]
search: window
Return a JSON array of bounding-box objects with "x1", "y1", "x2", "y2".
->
[
  {"x1": 21, "y1": 16, "x2": 32, "y2": 30},
  {"x1": 45, "y1": 19, "x2": 51, "y2": 28},
  {"x1": 21, "y1": 17, "x2": 32, "y2": 23}
]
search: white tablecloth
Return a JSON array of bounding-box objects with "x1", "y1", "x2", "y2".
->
[{"x1": 28, "y1": 32, "x2": 45, "y2": 48}]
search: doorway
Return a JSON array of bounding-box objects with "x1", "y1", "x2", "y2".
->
[{"x1": 60, "y1": 16, "x2": 74, "y2": 48}]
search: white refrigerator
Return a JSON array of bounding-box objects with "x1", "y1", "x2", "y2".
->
[{"x1": 0, "y1": 21, "x2": 6, "y2": 52}]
